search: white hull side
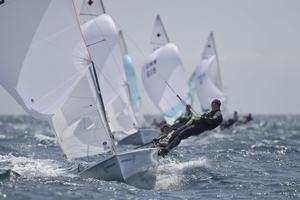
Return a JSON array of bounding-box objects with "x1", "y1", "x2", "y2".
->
[{"x1": 79, "y1": 148, "x2": 159, "y2": 189}]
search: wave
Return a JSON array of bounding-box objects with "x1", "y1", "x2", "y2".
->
[{"x1": 155, "y1": 157, "x2": 209, "y2": 189}]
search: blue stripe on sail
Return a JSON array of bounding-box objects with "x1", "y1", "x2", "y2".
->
[
  {"x1": 162, "y1": 96, "x2": 190, "y2": 118},
  {"x1": 123, "y1": 55, "x2": 141, "y2": 109}
]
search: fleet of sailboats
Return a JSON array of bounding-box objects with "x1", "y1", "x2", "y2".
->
[{"x1": 0, "y1": 0, "x2": 229, "y2": 188}]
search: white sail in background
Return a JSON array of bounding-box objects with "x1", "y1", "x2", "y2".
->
[
  {"x1": 142, "y1": 43, "x2": 190, "y2": 124},
  {"x1": 79, "y1": 0, "x2": 105, "y2": 24},
  {"x1": 150, "y1": 15, "x2": 170, "y2": 51},
  {"x1": 202, "y1": 32, "x2": 224, "y2": 92},
  {"x1": 118, "y1": 30, "x2": 145, "y2": 125},
  {"x1": 0, "y1": 0, "x2": 113, "y2": 159},
  {"x1": 202, "y1": 32, "x2": 228, "y2": 114},
  {"x1": 193, "y1": 56, "x2": 226, "y2": 112},
  {"x1": 82, "y1": 14, "x2": 138, "y2": 134}
]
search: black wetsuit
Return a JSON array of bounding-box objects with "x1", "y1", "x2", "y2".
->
[{"x1": 165, "y1": 110, "x2": 223, "y2": 151}]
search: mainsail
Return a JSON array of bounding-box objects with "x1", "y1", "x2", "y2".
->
[
  {"x1": 79, "y1": 0, "x2": 105, "y2": 23},
  {"x1": 189, "y1": 32, "x2": 228, "y2": 114},
  {"x1": 0, "y1": 0, "x2": 113, "y2": 159},
  {"x1": 193, "y1": 56, "x2": 226, "y2": 112},
  {"x1": 150, "y1": 15, "x2": 170, "y2": 51},
  {"x1": 81, "y1": 14, "x2": 139, "y2": 134},
  {"x1": 142, "y1": 43, "x2": 190, "y2": 124},
  {"x1": 202, "y1": 32, "x2": 224, "y2": 92}
]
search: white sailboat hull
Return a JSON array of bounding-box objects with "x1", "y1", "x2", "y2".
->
[
  {"x1": 118, "y1": 128, "x2": 160, "y2": 145},
  {"x1": 79, "y1": 148, "x2": 159, "y2": 189}
]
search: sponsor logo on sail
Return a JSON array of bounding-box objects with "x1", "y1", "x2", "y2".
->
[
  {"x1": 145, "y1": 59, "x2": 157, "y2": 78},
  {"x1": 103, "y1": 141, "x2": 110, "y2": 150},
  {"x1": 197, "y1": 73, "x2": 206, "y2": 85}
]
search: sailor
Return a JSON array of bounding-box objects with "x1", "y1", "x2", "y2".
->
[
  {"x1": 170, "y1": 104, "x2": 193, "y2": 131},
  {"x1": 239, "y1": 113, "x2": 253, "y2": 124},
  {"x1": 158, "y1": 99, "x2": 223, "y2": 157},
  {"x1": 220, "y1": 111, "x2": 239, "y2": 129}
]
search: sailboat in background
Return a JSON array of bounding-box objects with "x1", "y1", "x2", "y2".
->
[
  {"x1": 142, "y1": 15, "x2": 191, "y2": 124},
  {"x1": 0, "y1": 0, "x2": 158, "y2": 188},
  {"x1": 190, "y1": 32, "x2": 228, "y2": 114},
  {"x1": 79, "y1": 0, "x2": 159, "y2": 145}
]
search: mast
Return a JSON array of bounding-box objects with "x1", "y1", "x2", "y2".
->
[
  {"x1": 118, "y1": 30, "x2": 128, "y2": 55},
  {"x1": 210, "y1": 32, "x2": 223, "y2": 90},
  {"x1": 89, "y1": 61, "x2": 116, "y2": 153},
  {"x1": 100, "y1": 0, "x2": 106, "y2": 14}
]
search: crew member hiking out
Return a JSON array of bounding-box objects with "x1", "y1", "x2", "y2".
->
[{"x1": 157, "y1": 99, "x2": 223, "y2": 157}]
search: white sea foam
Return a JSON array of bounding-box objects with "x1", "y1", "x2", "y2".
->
[
  {"x1": 155, "y1": 157, "x2": 209, "y2": 189},
  {"x1": 34, "y1": 133, "x2": 56, "y2": 143},
  {"x1": 0, "y1": 154, "x2": 74, "y2": 178}
]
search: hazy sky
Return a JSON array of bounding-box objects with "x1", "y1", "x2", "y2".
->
[{"x1": 1, "y1": 0, "x2": 299, "y2": 115}]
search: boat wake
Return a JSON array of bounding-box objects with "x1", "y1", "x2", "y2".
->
[{"x1": 155, "y1": 157, "x2": 209, "y2": 190}]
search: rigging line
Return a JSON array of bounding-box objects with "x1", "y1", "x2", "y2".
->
[
  {"x1": 90, "y1": 62, "x2": 116, "y2": 153},
  {"x1": 150, "y1": 72, "x2": 185, "y2": 119},
  {"x1": 155, "y1": 71, "x2": 197, "y2": 115},
  {"x1": 92, "y1": 61, "x2": 136, "y2": 125},
  {"x1": 86, "y1": 39, "x2": 106, "y2": 47}
]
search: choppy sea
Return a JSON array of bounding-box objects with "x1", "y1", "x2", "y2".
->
[{"x1": 0, "y1": 115, "x2": 299, "y2": 199}]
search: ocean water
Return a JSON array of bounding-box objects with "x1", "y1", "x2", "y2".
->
[{"x1": 0, "y1": 115, "x2": 300, "y2": 199}]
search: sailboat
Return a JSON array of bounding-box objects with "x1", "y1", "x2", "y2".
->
[
  {"x1": 79, "y1": 0, "x2": 159, "y2": 146},
  {"x1": 189, "y1": 32, "x2": 228, "y2": 114},
  {"x1": 0, "y1": 0, "x2": 158, "y2": 187},
  {"x1": 142, "y1": 15, "x2": 191, "y2": 124}
]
